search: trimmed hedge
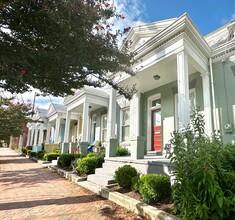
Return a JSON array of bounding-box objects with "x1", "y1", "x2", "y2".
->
[
  {"x1": 27, "y1": 150, "x2": 37, "y2": 157},
  {"x1": 116, "y1": 146, "x2": 129, "y2": 156},
  {"x1": 36, "y1": 150, "x2": 45, "y2": 159},
  {"x1": 138, "y1": 174, "x2": 171, "y2": 203},
  {"x1": 58, "y1": 154, "x2": 80, "y2": 168},
  {"x1": 44, "y1": 152, "x2": 60, "y2": 161},
  {"x1": 77, "y1": 152, "x2": 104, "y2": 174},
  {"x1": 114, "y1": 165, "x2": 138, "y2": 189}
]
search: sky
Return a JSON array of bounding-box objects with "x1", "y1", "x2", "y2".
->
[{"x1": 7, "y1": 0, "x2": 235, "y2": 109}]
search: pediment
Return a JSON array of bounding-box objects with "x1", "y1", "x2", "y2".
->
[
  {"x1": 47, "y1": 103, "x2": 56, "y2": 116},
  {"x1": 127, "y1": 18, "x2": 177, "y2": 51}
]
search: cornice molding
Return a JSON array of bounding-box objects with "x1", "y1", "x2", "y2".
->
[{"x1": 211, "y1": 39, "x2": 235, "y2": 61}]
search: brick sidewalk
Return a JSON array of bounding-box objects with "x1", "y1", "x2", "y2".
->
[{"x1": 0, "y1": 148, "x2": 144, "y2": 220}]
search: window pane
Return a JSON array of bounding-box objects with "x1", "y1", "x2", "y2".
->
[
  {"x1": 122, "y1": 126, "x2": 130, "y2": 142},
  {"x1": 102, "y1": 115, "x2": 107, "y2": 129},
  {"x1": 102, "y1": 130, "x2": 107, "y2": 142},
  {"x1": 122, "y1": 109, "x2": 130, "y2": 126}
]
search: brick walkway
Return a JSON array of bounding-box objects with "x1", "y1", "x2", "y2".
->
[{"x1": 0, "y1": 148, "x2": 144, "y2": 220}]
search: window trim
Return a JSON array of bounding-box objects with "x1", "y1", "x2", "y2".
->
[{"x1": 120, "y1": 107, "x2": 130, "y2": 143}]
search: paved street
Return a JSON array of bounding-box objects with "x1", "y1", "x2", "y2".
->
[{"x1": 0, "y1": 148, "x2": 143, "y2": 220}]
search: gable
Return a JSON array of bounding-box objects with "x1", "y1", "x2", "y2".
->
[
  {"x1": 126, "y1": 18, "x2": 177, "y2": 51},
  {"x1": 47, "y1": 103, "x2": 56, "y2": 116}
]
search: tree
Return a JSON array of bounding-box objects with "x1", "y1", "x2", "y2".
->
[
  {"x1": 0, "y1": 98, "x2": 32, "y2": 143},
  {"x1": 0, "y1": 0, "x2": 136, "y2": 99}
]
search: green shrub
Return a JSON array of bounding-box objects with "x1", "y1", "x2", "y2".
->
[
  {"x1": 28, "y1": 150, "x2": 37, "y2": 157},
  {"x1": 116, "y1": 146, "x2": 129, "y2": 156},
  {"x1": 26, "y1": 146, "x2": 32, "y2": 151},
  {"x1": 36, "y1": 150, "x2": 45, "y2": 159},
  {"x1": 77, "y1": 156, "x2": 98, "y2": 174},
  {"x1": 131, "y1": 175, "x2": 140, "y2": 192},
  {"x1": 169, "y1": 110, "x2": 235, "y2": 219},
  {"x1": 58, "y1": 154, "x2": 80, "y2": 168},
  {"x1": 86, "y1": 152, "x2": 104, "y2": 167},
  {"x1": 22, "y1": 147, "x2": 27, "y2": 155},
  {"x1": 138, "y1": 174, "x2": 171, "y2": 203},
  {"x1": 44, "y1": 152, "x2": 60, "y2": 161},
  {"x1": 53, "y1": 149, "x2": 61, "y2": 154},
  {"x1": 114, "y1": 165, "x2": 138, "y2": 189}
]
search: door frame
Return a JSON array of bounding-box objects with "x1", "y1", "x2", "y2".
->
[{"x1": 147, "y1": 94, "x2": 161, "y2": 151}]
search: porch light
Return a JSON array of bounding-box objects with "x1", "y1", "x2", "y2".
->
[{"x1": 153, "y1": 74, "x2": 161, "y2": 80}]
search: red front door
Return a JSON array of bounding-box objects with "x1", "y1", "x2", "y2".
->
[{"x1": 152, "y1": 109, "x2": 162, "y2": 151}]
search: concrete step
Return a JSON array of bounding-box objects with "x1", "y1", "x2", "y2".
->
[
  {"x1": 102, "y1": 162, "x2": 125, "y2": 171},
  {"x1": 77, "y1": 180, "x2": 103, "y2": 195},
  {"x1": 95, "y1": 167, "x2": 115, "y2": 177},
  {"x1": 87, "y1": 173, "x2": 116, "y2": 186}
]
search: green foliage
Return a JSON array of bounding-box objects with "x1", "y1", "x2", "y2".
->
[
  {"x1": 0, "y1": 99, "x2": 31, "y2": 142},
  {"x1": 26, "y1": 146, "x2": 33, "y2": 151},
  {"x1": 77, "y1": 157, "x2": 98, "y2": 174},
  {"x1": 77, "y1": 152, "x2": 104, "y2": 174},
  {"x1": 58, "y1": 153, "x2": 80, "y2": 168},
  {"x1": 44, "y1": 152, "x2": 60, "y2": 161},
  {"x1": 131, "y1": 175, "x2": 140, "y2": 192},
  {"x1": 36, "y1": 150, "x2": 45, "y2": 159},
  {"x1": 116, "y1": 146, "x2": 129, "y2": 156},
  {"x1": 21, "y1": 146, "x2": 27, "y2": 155},
  {"x1": 0, "y1": 0, "x2": 136, "y2": 99},
  {"x1": 53, "y1": 149, "x2": 61, "y2": 154},
  {"x1": 114, "y1": 165, "x2": 138, "y2": 189},
  {"x1": 27, "y1": 150, "x2": 37, "y2": 157},
  {"x1": 168, "y1": 110, "x2": 235, "y2": 219},
  {"x1": 138, "y1": 174, "x2": 171, "y2": 203}
]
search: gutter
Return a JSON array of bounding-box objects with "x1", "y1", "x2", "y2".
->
[{"x1": 209, "y1": 58, "x2": 218, "y2": 131}]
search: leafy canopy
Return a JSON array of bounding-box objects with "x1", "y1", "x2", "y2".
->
[
  {"x1": 0, "y1": 0, "x2": 135, "y2": 99},
  {"x1": 0, "y1": 98, "x2": 32, "y2": 142}
]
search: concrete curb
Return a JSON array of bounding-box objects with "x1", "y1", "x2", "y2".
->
[
  {"x1": 48, "y1": 165, "x2": 87, "y2": 182},
  {"x1": 47, "y1": 165, "x2": 180, "y2": 220}
]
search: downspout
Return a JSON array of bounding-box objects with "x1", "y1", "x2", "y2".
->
[{"x1": 209, "y1": 58, "x2": 218, "y2": 131}]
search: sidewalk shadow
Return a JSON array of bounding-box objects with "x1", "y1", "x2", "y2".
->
[{"x1": 0, "y1": 194, "x2": 104, "y2": 211}]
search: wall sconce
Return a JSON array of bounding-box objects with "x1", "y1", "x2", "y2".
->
[{"x1": 153, "y1": 74, "x2": 161, "y2": 81}]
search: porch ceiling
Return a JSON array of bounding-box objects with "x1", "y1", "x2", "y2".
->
[{"x1": 120, "y1": 54, "x2": 198, "y2": 93}]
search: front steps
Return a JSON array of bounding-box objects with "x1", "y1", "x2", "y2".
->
[
  {"x1": 87, "y1": 156, "x2": 173, "y2": 187},
  {"x1": 87, "y1": 162, "x2": 118, "y2": 186}
]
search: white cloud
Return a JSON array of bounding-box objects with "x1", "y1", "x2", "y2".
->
[{"x1": 111, "y1": 0, "x2": 146, "y2": 44}]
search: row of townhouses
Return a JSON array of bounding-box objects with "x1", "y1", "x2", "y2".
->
[{"x1": 24, "y1": 13, "x2": 235, "y2": 176}]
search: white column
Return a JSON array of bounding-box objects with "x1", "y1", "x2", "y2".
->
[
  {"x1": 81, "y1": 102, "x2": 89, "y2": 142},
  {"x1": 30, "y1": 127, "x2": 35, "y2": 146},
  {"x1": 130, "y1": 93, "x2": 140, "y2": 139},
  {"x1": 45, "y1": 122, "x2": 51, "y2": 143},
  {"x1": 26, "y1": 128, "x2": 31, "y2": 146},
  {"x1": 76, "y1": 114, "x2": 80, "y2": 140},
  {"x1": 33, "y1": 125, "x2": 39, "y2": 146},
  {"x1": 177, "y1": 50, "x2": 190, "y2": 129},
  {"x1": 107, "y1": 88, "x2": 117, "y2": 139},
  {"x1": 38, "y1": 123, "x2": 44, "y2": 145},
  {"x1": 54, "y1": 118, "x2": 61, "y2": 143},
  {"x1": 201, "y1": 71, "x2": 213, "y2": 135},
  {"x1": 64, "y1": 111, "x2": 71, "y2": 143}
]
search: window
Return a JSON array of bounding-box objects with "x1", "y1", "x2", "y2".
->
[
  {"x1": 101, "y1": 115, "x2": 107, "y2": 142},
  {"x1": 121, "y1": 108, "x2": 130, "y2": 142}
]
